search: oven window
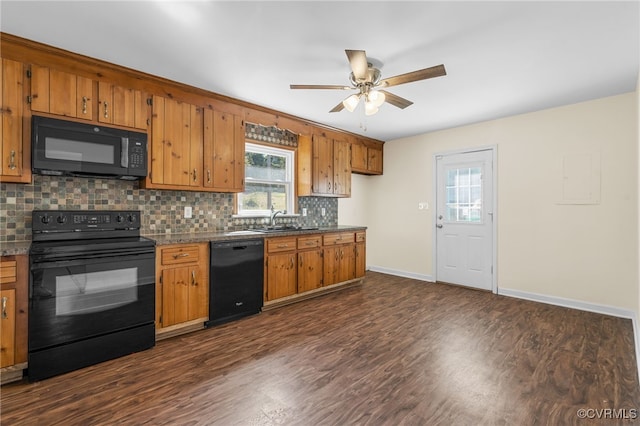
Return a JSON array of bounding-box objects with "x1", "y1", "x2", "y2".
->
[
  {"x1": 56, "y1": 267, "x2": 138, "y2": 315},
  {"x1": 45, "y1": 137, "x2": 115, "y2": 164}
]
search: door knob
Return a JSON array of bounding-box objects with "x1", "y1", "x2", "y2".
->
[{"x1": 436, "y1": 224, "x2": 443, "y2": 228}]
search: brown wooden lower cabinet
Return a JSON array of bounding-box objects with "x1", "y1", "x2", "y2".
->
[
  {"x1": 297, "y1": 235, "x2": 323, "y2": 293},
  {"x1": 264, "y1": 231, "x2": 366, "y2": 306},
  {"x1": 155, "y1": 243, "x2": 209, "y2": 339},
  {"x1": 0, "y1": 255, "x2": 28, "y2": 384}
]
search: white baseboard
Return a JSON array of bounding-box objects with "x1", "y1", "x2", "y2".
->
[
  {"x1": 367, "y1": 265, "x2": 434, "y2": 283},
  {"x1": 499, "y1": 287, "x2": 640, "y2": 385}
]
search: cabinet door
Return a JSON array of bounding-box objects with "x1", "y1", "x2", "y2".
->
[
  {"x1": 337, "y1": 243, "x2": 355, "y2": 282},
  {"x1": 75, "y1": 76, "x2": 93, "y2": 120},
  {"x1": 161, "y1": 267, "x2": 190, "y2": 327},
  {"x1": 312, "y1": 135, "x2": 333, "y2": 195},
  {"x1": 187, "y1": 264, "x2": 208, "y2": 320},
  {"x1": 204, "y1": 110, "x2": 244, "y2": 192},
  {"x1": 266, "y1": 253, "x2": 296, "y2": 301},
  {"x1": 30, "y1": 66, "x2": 93, "y2": 120},
  {"x1": 151, "y1": 96, "x2": 203, "y2": 187},
  {"x1": 333, "y1": 139, "x2": 351, "y2": 196},
  {"x1": 48, "y1": 69, "x2": 76, "y2": 117},
  {"x1": 323, "y1": 246, "x2": 339, "y2": 287},
  {"x1": 351, "y1": 143, "x2": 368, "y2": 173},
  {"x1": 298, "y1": 249, "x2": 323, "y2": 293},
  {"x1": 164, "y1": 98, "x2": 190, "y2": 186},
  {"x1": 99, "y1": 83, "x2": 147, "y2": 129},
  {"x1": 0, "y1": 289, "x2": 16, "y2": 368},
  {"x1": 1, "y1": 59, "x2": 24, "y2": 179},
  {"x1": 367, "y1": 145, "x2": 383, "y2": 174}
]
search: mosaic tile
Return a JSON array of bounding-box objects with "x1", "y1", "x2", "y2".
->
[{"x1": 0, "y1": 175, "x2": 338, "y2": 242}]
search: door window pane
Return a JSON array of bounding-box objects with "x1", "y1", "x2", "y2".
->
[{"x1": 445, "y1": 167, "x2": 483, "y2": 223}]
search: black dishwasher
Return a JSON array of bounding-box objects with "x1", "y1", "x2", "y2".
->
[{"x1": 206, "y1": 239, "x2": 264, "y2": 327}]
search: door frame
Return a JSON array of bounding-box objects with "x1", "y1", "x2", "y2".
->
[{"x1": 432, "y1": 145, "x2": 498, "y2": 293}]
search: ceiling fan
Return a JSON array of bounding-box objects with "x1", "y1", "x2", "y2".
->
[{"x1": 290, "y1": 49, "x2": 446, "y2": 116}]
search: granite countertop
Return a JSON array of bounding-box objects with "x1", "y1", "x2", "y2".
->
[
  {"x1": 1, "y1": 226, "x2": 367, "y2": 256},
  {"x1": 1, "y1": 241, "x2": 32, "y2": 256},
  {"x1": 149, "y1": 225, "x2": 367, "y2": 246}
]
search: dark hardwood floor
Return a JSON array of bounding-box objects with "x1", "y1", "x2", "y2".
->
[{"x1": 2, "y1": 272, "x2": 639, "y2": 425}]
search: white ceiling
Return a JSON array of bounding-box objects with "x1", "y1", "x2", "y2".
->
[{"x1": 1, "y1": 1, "x2": 638, "y2": 141}]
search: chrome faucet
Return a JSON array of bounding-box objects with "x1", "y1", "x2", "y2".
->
[{"x1": 270, "y1": 205, "x2": 285, "y2": 227}]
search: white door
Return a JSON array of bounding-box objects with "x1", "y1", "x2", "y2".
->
[{"x1": 436, "y1": 149, "x2": 494, "y2": 291}]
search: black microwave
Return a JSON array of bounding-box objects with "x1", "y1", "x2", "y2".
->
[{"x1": 32, "y1": 115, "x2": 148, "y2": 180}]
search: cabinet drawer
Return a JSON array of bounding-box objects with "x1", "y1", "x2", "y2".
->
[
  {"x1": 0, "y1": 261, "x2": 17, "y2": 285},
  {"x1": 266, "y1": 237, "x2": 297, "y2": 253},
  {"x1": 323, "y1": 232, "x2": 354, "y2": 246},
  {"x1": 355, "y1": 232, "x2": 366, "y2": 243},
  {"x1": 297, "y1": 235, "x2": 322, "y2": 250},
  {"x1": 160, "y1": 246, "x2": 200, "y2": 265}
]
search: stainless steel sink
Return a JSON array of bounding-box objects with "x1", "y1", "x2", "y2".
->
[{"x1": 253, "y1": 226, "x2": 319, "y2": 233}]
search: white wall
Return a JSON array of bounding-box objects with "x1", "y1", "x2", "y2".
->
[{"x1": 341, "y1": 93, "x2": 638, "y2": 312}]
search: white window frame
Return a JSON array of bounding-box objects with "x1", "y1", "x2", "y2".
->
[{"x1": 237, "y1": 142, "x2": 295, "y2": 216}]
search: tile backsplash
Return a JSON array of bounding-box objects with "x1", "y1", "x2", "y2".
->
[{"x1": 0, "y1": 175, "x2": 338, "y2": 243}]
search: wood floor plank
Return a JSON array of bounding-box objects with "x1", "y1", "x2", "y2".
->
[{"x1": 1, "y1": 272, "x2": 639, "y2": 425}]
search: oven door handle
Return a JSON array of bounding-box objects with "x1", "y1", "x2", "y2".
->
[{"x1": 30, "y1": 251, "x2": 154, "y2": 269}]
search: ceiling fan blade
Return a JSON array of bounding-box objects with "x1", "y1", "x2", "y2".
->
[
  {"x1": 329, "y1": 101, "x2": 345, "y2": 113},
  {"x1": 345, "y1": 50, "x2": 368, "y2": 82},
  {"x1": 290, "y1": 84, "x2": 351, "y2": 90},
  {"x1": 379, "y1": 90, "x2": 413, "y2": 109},
  {"x1": 379, "y1": 64, "x2": 446, "y2": 88}
]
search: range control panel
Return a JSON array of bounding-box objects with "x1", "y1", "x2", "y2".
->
[{"x1": 32, "y1": 210, "x2": 141, "y2": 235}]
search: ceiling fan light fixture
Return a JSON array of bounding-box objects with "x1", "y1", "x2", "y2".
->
[
  {"x1": 364, "y1": 101, "x2": 379, "y2": 116},
  {"x1": 368, "y1": 90, "x2": 386, "y2": 107},
  {"x1": 343, "y1": 94, "x2": 360, "y2": 112}
]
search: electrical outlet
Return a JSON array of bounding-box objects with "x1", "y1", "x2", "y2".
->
[
  {"x1": 184, "y1": 206, "x2": 193, "y2": 219},
  {"x1": 321, "y1": 208, "x2": 326, "y2": 216},
  {"x1": 302, "y1": 208, "x2": 307, "y2": 217}
]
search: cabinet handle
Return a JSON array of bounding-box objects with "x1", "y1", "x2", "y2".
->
[
  {"x1": 299, "y1": 257, "x2": 303, "y2": 267},
  {"x1": 191, "y1": 270, "x2": 197, "y2": 286},
  {"x1": 290, "y1": 256, "x2": 294, "y2": 269},
  {"x1": 335, "y1": 252, "x2": 339, "y2": 261},
  {"x1": 1, "y1": 297, "x2": 7, "y2": 319},
  {"x1": 173, "y1": 253, "x2": 189, "y2": 259},
  {"x1": 207, "y1": 169, "x2": 211, "y2": 183},
  {"x1": 305, "y1": 241, "x2": 315, "y2": 246},
  {"x1": 327, "y1": 182, "x2": 332, "y2": 191},
  {"x1": 82, "y1": 96, "x2": 88, "y2": 115},
  {"x1": 277, "y1": 244, "x2": 289, "y2": 249},
  {"x1": 193, "y1": 168, "x2": 197, "y2": 182},
  {"x1": 8, "y1": 150, "x2": 16, "y2": 170},
  {"x1": 103, "y1": 101, "x2": 109, "y2": 118}
]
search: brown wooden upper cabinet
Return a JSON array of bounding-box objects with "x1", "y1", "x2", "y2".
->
[
  {"x1": 30, "y1": 65, "x2": 94, "y2": 121},
  {"x1": 298, "y1": 134, "x2": 351, "y2": 197},
  {"x1": 30, "y1": 65, "x2": 148, "y2": 131},
  {"x1": 0, "y1": 58, "x2": 30, "y2": 183},
  {"x1": 351, "y1": 140, "x2": 383, "y2": 175},
  {"x1": 97, "y1": 82, "x2": 148, "y2": 130},
  {"x1": 145, "y1": 95, "x2": 203, "y2": 189},
  {"x1": 203, "y1": 109, "x2": 245, "y2": 192}
]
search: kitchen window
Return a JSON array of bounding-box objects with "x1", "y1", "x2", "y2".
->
[{"x1": 237, "y1": 143, "x2": 295, "y2": 216}]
